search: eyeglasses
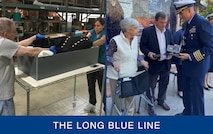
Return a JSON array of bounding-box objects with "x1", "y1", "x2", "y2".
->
[
  {"x1": 179, "y1": 7, "x2": 188, "y2": 15},
  {"x1": 176, "y1": 6, "x2": 188, "y2": 15}
]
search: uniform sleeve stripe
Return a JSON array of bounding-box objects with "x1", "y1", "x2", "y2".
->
[
  {"x1": 193, "y1": 50, "x2": 204, "y2": 62},
  {"x1": 194, "y1": 52, "x2": 200, "y2": 61},
  {"x1": 197, "y1": 52, "x2": 203, "y2": 61},
  {"x1": 196, "y1": 51, "x2": 203, "y2": 61}
]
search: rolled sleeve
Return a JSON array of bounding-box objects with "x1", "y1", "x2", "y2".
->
[{"x1": 138, "y1": 54, "x2": 145, "y2": 61}]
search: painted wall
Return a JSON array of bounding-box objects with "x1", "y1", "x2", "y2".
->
[
  {"x1": 118, "y1": 0, "x2": 132, "y2": 18},
  {"x1": 119, "y1": 0, "x2": 173, "y2": 18},
  {"x1": 119, "y1": 0, "x2": 176, "y2": 33}
]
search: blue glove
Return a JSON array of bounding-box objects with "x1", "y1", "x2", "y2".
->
[
  {"x1": 36, "y1": 34, "x2": 46, "y2": 40},
  {"x1": 75, "y1": 30, "x2": 83, "y2": 36},
  {"x1": 49, "y1": 46, "x2": 57, "y2": 54}
]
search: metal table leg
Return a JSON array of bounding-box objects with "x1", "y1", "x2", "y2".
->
[
  {"x1": 72, "y1": 76, "x2": 77, "y2": 108},
  {"x1": 15, "y1": 78, "x2": 31, "y2": 116},
  {"x1": 99, "y1": 68, "x2": 105, "y2": 116},
  {"x1": 25, "y1": 87, "x2": 30, "y2": 116}
]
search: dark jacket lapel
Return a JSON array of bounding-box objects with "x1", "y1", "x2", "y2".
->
[{"x1": 151, "y1": 26, "x2": 160, "y2": 51}]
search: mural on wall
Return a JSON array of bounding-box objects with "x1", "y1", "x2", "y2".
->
[
  {"x1": 106, "y1": 0, "x2": 178, "y2": 41},
  {"x1": 132, "y1": 0, "x2": 173, "y2": 28},
  {"x1": 132, "y1": 0, "x2": 173, "y2": 18}
]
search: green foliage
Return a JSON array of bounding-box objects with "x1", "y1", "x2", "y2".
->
[{"x1": 201, "y1": 5, "x2": 213, "y2": 17}]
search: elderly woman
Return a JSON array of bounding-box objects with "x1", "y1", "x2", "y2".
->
[{"x1": 107, "y1": 17, "x2": 149, "y2": 115}]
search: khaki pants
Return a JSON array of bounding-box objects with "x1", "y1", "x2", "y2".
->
[{"x1": 109, "y1": 79, "x2": 135, "y2": 116}]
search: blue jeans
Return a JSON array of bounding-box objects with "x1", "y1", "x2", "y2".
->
[{"x1": 0, "y1": 98, "x2": 15, "y2": 116}]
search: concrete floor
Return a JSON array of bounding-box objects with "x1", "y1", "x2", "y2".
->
[
  {"x1": 14, "y1": 70, "x2": 213, "y2": 116},
  {"x1": 106, "y1": 72, "x2": 213, "y2": 116},
  {"x1": 14, "y1": 75, "x2": 103, "y2": 116}
]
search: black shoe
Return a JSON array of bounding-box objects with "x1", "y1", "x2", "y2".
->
[
  {"x1": 204, "y1": 86, "x2": 209, "y2": 90},
  {"x1": 148, "y1": 106, "x2": 157, "y2": 116},
  {"x1": 175, "y1": 112, "x2": 184, "y2": 116},
  {"x1": 157, "y1": 102, "x2": 170, "y2": 111},
  {"x1": 208, "y1": 84, "x2": 213, "y2": 89}
]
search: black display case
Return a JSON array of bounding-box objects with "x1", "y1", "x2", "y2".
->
[{"x1": 17, "y1": 47, "x2": 99, "y2": 80}]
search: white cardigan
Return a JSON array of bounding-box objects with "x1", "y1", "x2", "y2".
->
[{"x1": 107, "y1": 32, "x2": 139, "y2": 80}]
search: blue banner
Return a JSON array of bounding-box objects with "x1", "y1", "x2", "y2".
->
[{"x1": 0, "y1": 116, "x2": 212, "y2": 134}]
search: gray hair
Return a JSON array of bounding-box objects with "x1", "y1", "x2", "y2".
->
[
  {"x1": 120, "y1": 17, "x2": 139, "y2": 32},
  {"x1": 0, "y1": 17, "x2": 15, "y2": 33}
]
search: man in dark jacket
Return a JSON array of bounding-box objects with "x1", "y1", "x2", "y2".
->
[{"x1": 140, "y1": 12, "x2": 173, "y2": 116}]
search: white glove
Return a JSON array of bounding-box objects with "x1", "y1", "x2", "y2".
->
[{"x1": 38, "y1": 50, "x2": 54, "y2": 57}]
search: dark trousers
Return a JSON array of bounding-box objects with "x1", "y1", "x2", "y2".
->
[
  {"x1": 146, "y1": 70, "x2": 170, "y2": 105},
  {"x1": 175, "y1": 64, "x2": 183, "y2": 92},
  {"x1": 87, "y1": 69, "x2": 105, "y2": 110},
  {"x1": 182, "y1": 75, "x2": 205, "y2": 115}
]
